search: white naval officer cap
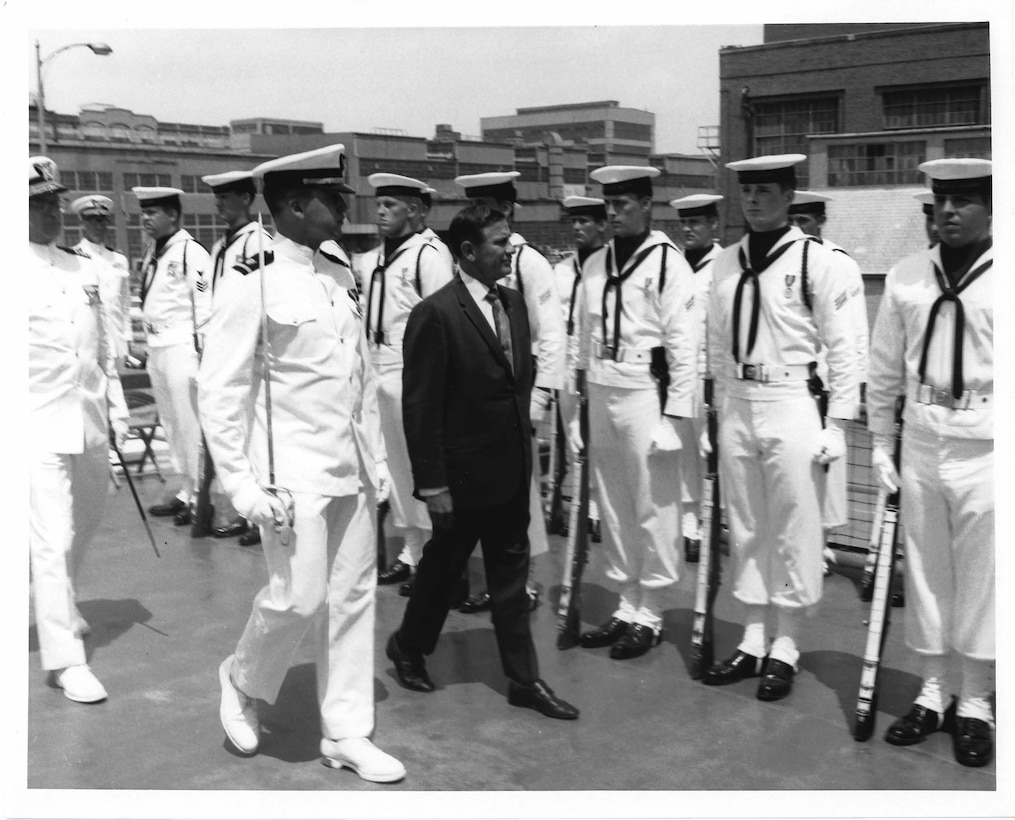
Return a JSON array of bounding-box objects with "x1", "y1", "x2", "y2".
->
[
  {"x1": 561, "y1": 195, "x2": 607, "y2": 219},
  {"x1": 132, "y1": 186, "x2": 185, "y2": 210},
  {"x1": 914, "y1": 190, "x2": 936, "y2": 215},
  {"x1": 252, "y1": 144, "x2": 354, "y2": 193},
  {"x1": 29, "y1": 156, "x2": 68, "y2": 197},
  {"x1": 788, "y1": 190, "x2": 833, "y2": 216},
  {"x1": 455, "y1": 171, "x2": 521, "y2": 202},
  {"x1": 368, "y1": 173, "x2": 429, "y2": 199},
  {"x1": 201, "y1": 170, "x2": 257, "y2": 195},
  {"x1": 918, "y1": 158, "x2": 992, "y2": 197},
  {"x1": 726, "y1": 153, "x2": 807, "y2": 186},
  {"x1": 669, "y1": 193, "x2": 723, "y2": 217},
  {"x1": 590, "y1": 165, "x2": 660, "y2": 197},
  {"x1": 69, "y1": 194, "x2": 114, "y2": 217}
]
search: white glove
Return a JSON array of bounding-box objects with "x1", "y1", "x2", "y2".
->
[
  {"x1": 110, "y1": 418, "x2": 129, "y2": 451},
  {"x1": 650, "y1": 417, "x2": 683, "y2": 455},
  {"x1": 530, "y1": 388, "x2": 552, "y2": 426},
  {"x1": 568, "y1": 415, "x2": 583, "y2": 455},
  {"x1": 245, "y1": 489, "x2": 291, "y2": 531},
  {"x1": 813, "y1": 419, "x2": 847, "y2": 465},
  {"x1": 871, "y1": 435, "x2": 900, "y2": 494},
  {"x1": 376, "y1": 461, "x2": 392, "y2": 504},
  {"x1": 698, "y1": 424, "x2": 713, "y2": 459}
]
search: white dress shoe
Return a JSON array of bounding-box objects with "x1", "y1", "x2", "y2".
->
[
  {"x1": 320, "y1": 737, "x2": 406, "y2": 783},
  {"x1": 52, "y1": 664, "x2": 107, "y2": 703},
  {"x1": 218, "y1": 656, "x2": 259, "y2": 755}
]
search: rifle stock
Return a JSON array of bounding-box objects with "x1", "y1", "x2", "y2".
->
[
  {"x1": 690, "y1": 377, "x2": 721, "y2": 679},
  {"x1": 191, "y1": 435, "x2": 215, "y2": 537},
  {"x1": 557, "y1": 377, "x2": 590, "y2": 649}
]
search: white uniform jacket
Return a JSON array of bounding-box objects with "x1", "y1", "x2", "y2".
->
[
  {"x1": 139, "y1": 229, "x2": 211, "y2": 349},
  {"x1": 503, "y1": 232, "x2": 566, "y2": 390},
  {"x1": 362, "y1": 232, "x2": 454, "y2": 368},
  {"x1": 708, "y1": 227, "x2": 859, "y2": 419},
  {"x1": 75, "y1": 238, "x2": 131, "y2": 359},
  {"x1": 553, "y1": 252, "x2": 586, "y2": 393},
  {"x1": 576, "y1": 230, "x2": 700, "y2": 418},
  {"x1": 687, "y1": 242, "x2": 723, "y2": 415},
  {"x1": 29, "y1": 242, "x2": 128, "y2": 453},
  {"x1": 209, "y1": 220, "x2": 274, "y2": 301},
  {"x1": 198, "y1": 237, "x2": 386, "y2": 515},
  {"x1": 867, "y1": 243, "x2": 992, "y2": 441},
  {"x1": 419, "y1": 226, "x2": 454, "y2": 271}
]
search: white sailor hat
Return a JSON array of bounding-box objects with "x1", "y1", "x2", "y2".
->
[
  {"x1": 590, "y1": 165, "x2": 660, "y2": 197},
  {"x1": 562, "y1": 195, "x2": 607, "y2": 219},
  {"x1": 455, "y1": 171, "x2": 521, "y2": 202},
  {"x1": 420, "y1": 186, "x2": 437, "y2": 207},
  {"x1": 252, "y1": 144, "x2": 354, "y2": 193},
  {"x1": 726, "y1": 154, "x2": 806, "y2": 186},
  {"x1": 914, "y1": 190, "x2": 936, "y2": 215},
  {"x1": 29, "y1": 156, "x2": 67, "y2": 197},
  {"x1": 788, "y1": 190, "x2": 832, "y2": 216},
  {"x1": 669, "y1": 193, "x2": 723, "y2": 217},
  {"x1": 918, "y1": 158, "x2": 991, "y2": 197},
  {"x1": 368, "y1": 173, "x2": 429, "y2": 199},
  {"x1": 70, "y1": 194, "x2": 114, "y2": 217},
  {"x1": 132, "y1": 186, "x2": 185, "y2": 209},
  {"x1": 201, "y1": 170, "x2": 257, "y2": 195}
]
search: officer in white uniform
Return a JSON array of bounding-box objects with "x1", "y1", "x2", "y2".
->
[
  {"x1": 788, "y1": 191, "x2": 869, "y2": 566},
  {"x1": 669, "y1": 193, "x2": 725, "y2": 563},
  {"x1": 414, "y1": 186, "x2": 455, "y2": 270},
  {"x1": 867, "y1": 158, "x2": 994, "y2": 768},
  {"x1": 455, "y1": 171, "x2": 567, "y2": 610},
  {"x1": 199, "y1": 145, "x2": 404, "y2": 782},
  {"x1": 362, "y1": 173, "x2": 454, "y2": 590},
  {"x1": 69, "y1": 195, "x2": 132, "y2": 364},
  {"x1": 551, "y1": 196, "x2": 608, "y2": 539},
  {"x1": 702, "y1": 154, "x2": 859, "y2": 701},
  {"x1": 132, "y1": 186, "x2": 212, "y2": 524},
  {"x1": 572, "y1": 166, "x2": 700, "y2": 659},
  {"x1": 200, "y1": 170, "x2": 274, "y2": 543},
  {"x1": 29, "y1": 157, "x2": 129, "y2": 704}
]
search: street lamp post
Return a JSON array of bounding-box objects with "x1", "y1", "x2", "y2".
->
[{"x1": 35, "y1": 39, "x2": 113, "y2": 154}]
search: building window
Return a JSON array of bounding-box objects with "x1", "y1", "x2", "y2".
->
[
  {"x1": 98, "y1": 172, "x2": 113, "y2": 191},
  {"x1": 881, "y1": 82, "x2": 988, "y2": 130},
  {"x1": 827, "y1": 141, "x2": 926, "y2": 186},
  {"x1": 563, "y1": 168, "x2": 587, "y2": 184},
  {"x1": 110, "y1": 123, "x2": 132, "y2": 142},
  {"x1": 81, "y1": 121, "x2": 106, "y2": 140},
  {"x1": 944, "y1": 136, "x2": 991, "y2": 159},
  {"x1": 752, "y1": 95, "x2": 840, "y2": 188},
  {"x1": 182, "y1": 216, "x2": 216, "y2": 250},
  {"x1": 124, "y1": 172, "x2": 172, "y2": 189},
  {"x1": 180, "y1": 175, "x2": 212, "y2": 194}
]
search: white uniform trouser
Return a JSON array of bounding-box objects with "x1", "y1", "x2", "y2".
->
[
  {"x1": 528, "y1": 437, "x2": 549, "y2": 557},
  {"x1": 557, "y1": 389, "x2": 600, "y2": 519},
  {"x1": 900, "y1": 426, "x2": 994, "y2": 660},
  {"x1": 148, "y1": 343, "x2": 201, "y2": 504},
  {"x1": 30, "y1": 444, "x2": 109, "y2": 670},
  {"x1": 676, "y1": 417, "x2": 703, "y2": 538},
  {"x1": 589, "y1": 383, "x2": 680, "y2": 628},
  {"x1": 821, "y1": 453, "x2": 848, "y2": 530},
  {"x1": 720, "y1": 393, "x2": 825, "y2": 609},
  {"x1": 233, "y1": 485, "x2": 376, "y2": 740}
]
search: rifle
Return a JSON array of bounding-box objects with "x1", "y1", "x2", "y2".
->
[
  {"x1": 859, "y1": 488, "x2": 888, "y2": 602},
  {"x1": 556, "y1": 372, "x2": 591, "y2": 649},
  {"x1": 689, "y1": 376, "x2": 721, "y2": 679},
  {"x1": 376, "y1": 499, "x2": 390, "y2": 573},
  {"x1": 191, "y1": 438, "x2": 215, "y2": 537},
  {"x1": 853, "y1": 396, "x2": 905, "y2": 741},
  {"x1": 546, "y1": 391, "x2": 567, "y2": 535}
]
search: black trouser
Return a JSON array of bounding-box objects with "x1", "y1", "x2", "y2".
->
[{"x1": 398, "y1": 479, "x2": 538, "y2": 685}]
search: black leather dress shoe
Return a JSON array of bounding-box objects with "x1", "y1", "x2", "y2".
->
[
  {"x1": 459, "y1": 592, "x2": 491, "y2": 613},
  {"x1": 174, "y1": 509, "x2": 193, "y2": 526},
  {"x1": 609, "y1": 624, "x2": 662, "y2": 660},
  {"x1": 507, "y1": 679, "x2": 579, "y2": 720},
  {"x1": 385, "y1": 632, "x2": 435, "y2": 693},
  {"x1": 579, "y1": 617, "x2": 629, "y2": 648},
  {"x1": 701, "y1": 650, "x2": 767, "y2": 686},
  {"x1": 953, "y1": 716, "x2": 993, "y2": 767},
  {"x1": 885, "y1": 700, "x2": 956, "y2": 746},
  {"x1": 684, "y1": 537, "x2": 701, "y2": 564},
  {"x1": 238, "y1": 529, "x2": 261, "y2": 547},
  {"x1": 149, "y1": 499, "x2": 186, "y2": 517},
  {"x1": 378, "y1": 561, "x2": 412, "y2": 585},
  {"x1": 756, "y1": 659, "x2": 795, "y2": 701},
  {"x1": 398, "y1": 580, "x2": 414, "y2": 598},
  {"x1": 213, "y1": 518, "x2": 248, "y2": 538}
]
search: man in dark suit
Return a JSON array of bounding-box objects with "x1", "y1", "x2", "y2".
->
[{"x1": 385, "y1": 202, "x2": 579, "y2": 721}]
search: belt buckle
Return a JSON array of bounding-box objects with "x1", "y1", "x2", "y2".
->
[
  {"x1": 739, "y1": 364, "x2": 764, "y2": 382},
  {"x1": 956, "y1": 390, "x2": 973, "y2": 411},
  {"x1": 598, "y1": 342, "x2": 615, "y2": 360}
]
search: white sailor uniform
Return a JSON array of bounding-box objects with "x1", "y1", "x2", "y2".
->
[
  {"x1": 74, "y1": 238, "x2": 132, "y2": 361},
  {"x1": 209, "y1": 220, "x2": 274, "y2": 301}
]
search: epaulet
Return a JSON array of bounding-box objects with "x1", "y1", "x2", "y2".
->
[
  {"x1": 319, "y1": 247, "x2": 350, "y2": 268},
  {"x1": 58, "y1": 245, "x2": 90, "y2": 258},
  {"x1": 233, "y1": 250, "x2": 275, "y2": 275}
]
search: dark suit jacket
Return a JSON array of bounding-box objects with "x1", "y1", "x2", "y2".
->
[{"x1": 402, "y1": 275, "x2": 533, "y2": 509}]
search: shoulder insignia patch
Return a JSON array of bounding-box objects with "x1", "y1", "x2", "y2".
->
[
  {"x1": 233, "y1": 250, "x2": 275, "y2": 276},
  {"x1": 834, "y1": 290, "x2": 848, "y2": 311},
  {"x1": 58, "y1": 245, "x2": 89, "y2": 258},
  {"x1": 538, "y1": 288, "x2": 553, "y2": 305},
  {"x1": 196, "y1": 278, "x2": 208, "y2": 293}
]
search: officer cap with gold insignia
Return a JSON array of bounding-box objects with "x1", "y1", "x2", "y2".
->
[
  {"x1": 669, "y1": 193, "x2": 723, "y2": 218},
  {"x1": 70, "y1": 194, "x2": 114, "y2": 218},
  {"x1": 918, "y1": 158, "x2": 991, "y2": 199},
  {"x1": 368, "y1": 173, "x2": 429, "y2": 200},
  {"x1": 914, "y1": 190, "x2": 936, "y2": 216},
  {"x1": 590, "y1": 165, "x2": 661, "y2": 198},
  {"x1": 29, "y1": 156, "x2": 67, "y2": 197},
  {"x1": 455, "y1": 171, "x2": 521, "y2": 202},
  {"x1": 132, "y1": 186, "x2": 185, "y2": 211},
  {"x1": 202, "y1": 170, "x2": 257, "y2": 197},
  {"x1": 562, "y1": 195, "x2": 607, "y2": 220},
  {"x1": 788, "y1": 190, "x2": 832, "y2": 217},
  {"x1": 726, "y1": 153, "x2": 807, "y2": 187},
  {"x1": 252, "y1": 144, "x2": 354, "y2": 193}
]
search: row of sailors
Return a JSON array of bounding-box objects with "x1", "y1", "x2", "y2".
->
[{"x1": 28, "y1": 145, "x2": 993, "y2": 778}]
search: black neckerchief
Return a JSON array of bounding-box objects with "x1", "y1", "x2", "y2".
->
[
  {"x1": 578, "y1": 245, "x2": 600, "y2": 268},
  {"x1": 684, "y1": 245, "x2": 710, "y2": 271},
  {"x1": 747, "y1": 225, "x2": 792, "y2": 271},
  {"x1": 614, "y1": 231, "x2": 650, "y2": 272},
  {"x1": 939, "y1": 237, "x2": 992, "y2": 289},
  {"x1": 367, "y1": 233, "x2": 415, "y2": 343},
  {"x1": 732, "y1": 226, "x2": 794, "y2": 363},
  {"x1": 212, "y1": 221, "x2": 254, "y2": 291},
  {"x1": 141, "y1": 231, "x2": 178, "y2": 308},
  {"x1": 601, "y1": 235, "x2": 664, "y2": 359}
]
